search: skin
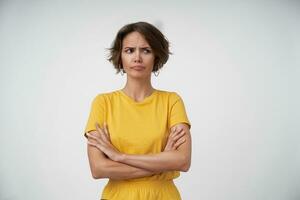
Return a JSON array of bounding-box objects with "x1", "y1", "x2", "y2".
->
[
  {"x1": 87, "y1": 123, "x2": 191, "y2": 173},
  {"x1": 86, "y1": 31, "x2": 192, "y2": 179},
  {"x1": 120, "y1": 31, "x2": 155, "y2": 101},
  {"x1": 86, "y1": 126, "x2": 186, "y2": 180}
]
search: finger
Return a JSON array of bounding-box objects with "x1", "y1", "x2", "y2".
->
[
  {"x1": 98, "y1": 129, "x2": 107, "y2": 141},
  {"x1": 103, "y1": 122, "x2": 111, "y2": 141},
  {"x1": 172, "y1": 130, "x2": 186, "y2": 141},
  {"x1": 167, "y1": 129, "x2": 181, "y2": 142},
  {"x1": 171, "y1": 127, "x2": 183, "y2": 135},
  {"x1": 171, "y1": 126, "x2": 177, "y2": 133},
  {"x1": 95, "y1": 122, "x2": 100, "y2": 129},
  {"x1": 87, "y1": 133, "x2": 105, "y2": 146},
  {"x1": 95, "y1": 124, "x2": 108, "y2": 142},
  {"x1": 87, "y1": 140, "x2": 99, "y2": 148},
  {"x1": 169, "y1": 129, "x2": 184, "y2": 143},
  {"x1": 169, "y1": 126, "x2": 177, "y2": 135},
  {"x1": 87, "y1": 140, "x2": 106, "y2": 153},
  {"x1": 86, "y1": 132, "x2": 101, "y2": 142},
  {"x1": 165, "y1": 128, "x2": 183, "y2": 151},
  {"x1": 172, "y1": 127, "x2": 183, "y2": 135},
  {"x1": 96, "y1": 123, "x2": 105, "y2": 134},
  {"x1": 174, "y1": 138, "x2": 186, "y2": 149},
  {"x1": 164, "y1": 142, "x2": 172, "y2": 152},
  {"x1": 171, "y1": 126, "x2": 178, "y2": 133},
  {"x1": 100, "y1": 130, "x2": 109, "y2": 143},
  {"x1": 169, "y1": 127, "x2": 181, "y2": 138},
  {"x1": 88, "y1": 135, "x2": 106, "y2": 147},
  {"x1": 169, "y1": 130, "x2": 176, "y2": 138}
]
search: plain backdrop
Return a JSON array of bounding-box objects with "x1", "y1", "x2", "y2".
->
[{"x1": 0, "y1": 1, "x2": 299, "y2": 200}]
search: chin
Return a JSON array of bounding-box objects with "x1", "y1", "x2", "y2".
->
[{"x1": 127, "y1": 72, "x2": 151, "y2": 79}]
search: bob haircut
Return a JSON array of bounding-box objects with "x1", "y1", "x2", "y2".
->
[{"x1": 107, "y1": 21, "x2": 171, "y2": 74}]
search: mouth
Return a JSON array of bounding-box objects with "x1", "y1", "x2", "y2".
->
[{"x1": 131, "y1": 66, "x2": 146, "y2": 71}]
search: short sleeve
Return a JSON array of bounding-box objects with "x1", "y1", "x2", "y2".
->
[
  {"x1": 83, "y1": 94, "x2": 106, "y2": 138},
  {"x1": 168, "y1": 93, "x2": 191, "y2": 129}
]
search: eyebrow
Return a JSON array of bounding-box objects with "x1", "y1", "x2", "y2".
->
[{"x1": 123, "y1": 46, "x2": 151, "y2": 49}]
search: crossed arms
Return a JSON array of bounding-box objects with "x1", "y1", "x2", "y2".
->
[{"x1": 86, "y1": 123, "x2": 191, "y2": 180}]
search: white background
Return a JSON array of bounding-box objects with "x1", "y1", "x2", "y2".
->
[{"x1": 1, "y1": 1, "x2": 299, "y2": 199}]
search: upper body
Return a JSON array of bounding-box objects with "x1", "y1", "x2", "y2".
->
[
  {"x1": 85, "y1": 89, "x2": 191, "y2": 181},
  {"x1": 84, "y1": 21, "x2": 192, "y2": 181}
]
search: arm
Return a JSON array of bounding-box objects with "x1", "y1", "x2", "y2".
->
[
  {"x1": 87, "y1": 130, "x2": 156, "y2": 180},
  {"x1": 88, "y1": 123, "x2": 191, "y2": 173},
  {"x1": 118, "y1": 123, "x2": 191, "y2": 172}
]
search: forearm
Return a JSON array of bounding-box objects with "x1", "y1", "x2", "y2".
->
[
  {"x1": 87, "y1": 124, "x2": 191, "y2": 178},
  {"x1": 118, "y1": 150, "x2": 189, "y2": 173},
  {"x1": 88, "y1": 141, "x2": 157, "y2": 180},
  {"x1": 116, "y1": 124, "x2": 191, "y2": 173},
  {"x1": 98, "y1": 158, "x2": 157, "y2": 180}
]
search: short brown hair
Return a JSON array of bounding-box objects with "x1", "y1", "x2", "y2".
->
[{"x1": 107, "y1": 21, "x2": 171, "y2": 73}]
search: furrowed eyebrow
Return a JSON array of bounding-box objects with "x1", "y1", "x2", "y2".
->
[{"x1": 123, "y1": 46, "x2": 151, "y2": 49}]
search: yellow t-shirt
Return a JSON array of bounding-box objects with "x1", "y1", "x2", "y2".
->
[{"x1": 84, "y1": 89, "x2": 191, "y2": 181}]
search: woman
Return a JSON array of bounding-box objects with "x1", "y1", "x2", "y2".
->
[{"x1": 84, "y1": 21, "x2": 191, "y2": 200}]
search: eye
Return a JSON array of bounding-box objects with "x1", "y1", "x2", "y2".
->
[
  {"x1": 124, "y1": 48, "x2": 133, "y2": 53},
  {"x1": 143, "y1": 49, "x2": 152, "y2": 54}
]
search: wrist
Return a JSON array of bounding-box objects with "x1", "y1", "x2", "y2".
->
[{"x1": 116, "y1": 153, "x2": 126, "y2": 162}]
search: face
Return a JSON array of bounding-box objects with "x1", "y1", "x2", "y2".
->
[{"x1": 121, "y1": 31, "x2": 155, "y2": 79}]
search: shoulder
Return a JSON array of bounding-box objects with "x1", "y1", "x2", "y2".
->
[
  {"x1": 155, "y1": 89, "x2": 183, "y2": 102},
  {"x1": 91, "y1": 90, "x2": 120, "y2": 104}
]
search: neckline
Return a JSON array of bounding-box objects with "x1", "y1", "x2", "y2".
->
[{"x1": 119, "y1": 89, "x2": 158, "y2": 105}]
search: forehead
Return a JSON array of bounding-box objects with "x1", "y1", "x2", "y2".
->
[{"x1": 122, "y1": 31, "x2": 150, "y2": 47}]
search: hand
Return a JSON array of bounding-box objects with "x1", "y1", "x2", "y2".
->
[
  {"x1": 164, "y1": 126, "x2": 186, "y2": 152},
  {"x1": 86, "y1": 122, "x2": 123, "y2": 162}
]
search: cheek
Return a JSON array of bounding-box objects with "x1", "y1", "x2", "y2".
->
[
  {"x1": 145, "y1": 55, "x2": 155, "y2": 63},
  {"x1": 121, "y1": 54, "x2": 130, "y2": 66}
]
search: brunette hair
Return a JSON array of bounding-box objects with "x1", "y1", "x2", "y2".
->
[{"x1": 107, "y1": 21, "x2": 171, "y2": 73}]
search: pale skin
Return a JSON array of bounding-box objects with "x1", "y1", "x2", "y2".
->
[{"x1": 86, "y1": 31, "x2": 192, "y2": 179}]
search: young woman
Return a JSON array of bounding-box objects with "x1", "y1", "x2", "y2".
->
[{"x1": 84, "y1": 21, "x2": 191, "y2": 200}]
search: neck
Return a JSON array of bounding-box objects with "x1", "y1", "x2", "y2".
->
[{"x1": 122, "y1": 76, "x2": 154, "y2": 102}]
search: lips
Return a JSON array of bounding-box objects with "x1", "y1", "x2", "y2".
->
[{"x1": 131, "y1": 66, "x2": 145, "y2": 70}]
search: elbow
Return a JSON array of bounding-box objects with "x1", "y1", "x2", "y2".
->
[
  {"x1": 180, "y1": 163, "x2": 191, "y2": 172},
  {"x1": 91, "y1": 172, "x2": 100, "y2": 179},
  {"x1": 179, "y1": 155, "x2": 191, "y2": 172},
  {"x1": 90, "y1": 163, "x2": 107, "y2": 179},
  {"x1": 91, "y1": 169, "x2": 104, "y2": 179},
  {"x1": 91, "y1": 170, "x2": 103, "y2": 179}
]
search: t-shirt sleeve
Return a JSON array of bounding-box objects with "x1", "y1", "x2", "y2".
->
[
  {"x1": 83, "y1": 94, "x2": 106, "y2": 138},
  {"x1": 168, "y1": 92, "x2": 191, "y2": 129}
]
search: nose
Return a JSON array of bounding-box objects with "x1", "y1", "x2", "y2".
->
[{"x1": 134, "y1": 49, "x2": 142, "y2": 63}]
